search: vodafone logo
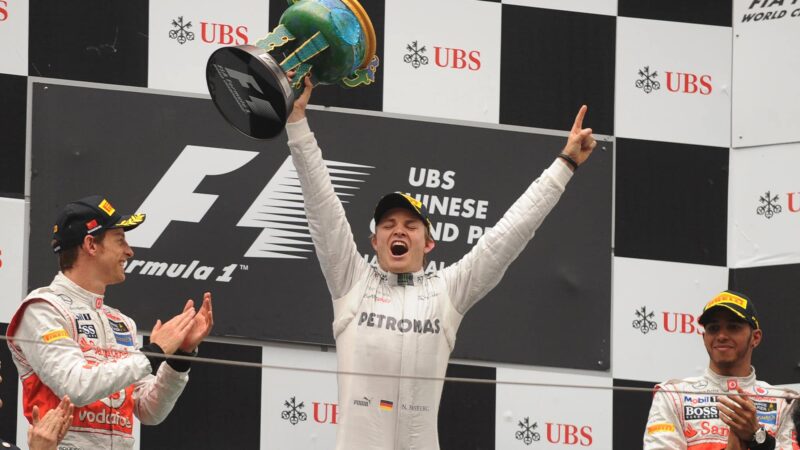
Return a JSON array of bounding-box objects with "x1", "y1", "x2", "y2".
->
[
  {"x1": 78, "y1": 409, "x2": 132, "y2": 429},
  {"x1": 100, "y1": 389, "x2": 127, "y2": 409}
]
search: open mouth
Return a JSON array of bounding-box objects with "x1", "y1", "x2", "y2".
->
[{"x1": 390, "y1": 241, "x2": 408, "y2": 256}]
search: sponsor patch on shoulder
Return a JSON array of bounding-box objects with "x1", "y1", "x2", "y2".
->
[
  {"x1": 42, "y1": 328, "x2": 69, "y2": 343},
  {"x1": 647, "y1": 423, "x2": 676, "y2": 434},
  {"x1": 114, "y1": 332, "x2": 135, "y2": 346},
  {"x1": 108, "y1": 320, "x2": 130, "y2": 333}
]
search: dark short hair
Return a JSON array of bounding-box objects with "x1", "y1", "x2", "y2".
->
[{"x1": 55, "y1": 231, "x2": 107, "y2": 272}]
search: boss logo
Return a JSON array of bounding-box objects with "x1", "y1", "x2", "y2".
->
[{"x1": 684, "y1": 405, "x2": 719, "y2": 420}]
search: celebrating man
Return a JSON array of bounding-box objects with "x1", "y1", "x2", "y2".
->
[
  {"x1": 6, "y1": 195, "x2": 214, "y2": 449},
  {"x1": 286, "y1": 77, "x2": 596, "y2": 449},
  {"x1": 644, "y1": 290, "x2": 798, "y2": 449}
]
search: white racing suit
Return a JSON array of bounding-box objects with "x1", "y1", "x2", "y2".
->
[
  {"x1": 287, "y1": 118, "x2": 573, "y2": 449},
  {"x1": 644, "y1": 367, "x2": 799, "y2": 450},
  {"x1": 6, "y1": 272, "x2": 189, "y2": 450}
]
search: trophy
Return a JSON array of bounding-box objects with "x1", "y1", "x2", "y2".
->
[{"x1": 206, "y1": 0, "x2": 379, "y2": 139}]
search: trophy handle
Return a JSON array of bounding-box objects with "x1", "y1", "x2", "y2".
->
[
  {"x1": 290, "y1": 63, "x2": 315, "y2": 91},
  {"x1": 340, "y1": 55, "x2": 380, "y2": 88},
  {"x1": 254, "y1": 24, "x2": 296, "y2": 52},
  {"x1": 279, "y1": 31, "x2": 330, "y2": 73}
]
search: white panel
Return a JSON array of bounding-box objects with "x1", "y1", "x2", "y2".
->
[
  {"x1": 496, "y1": 367, "x2": 611, "y2": 448},
  {"x1": 732, "y1": 0, "x2": 800, "y2": 147},
  {"x1": 148, "y1": 0, "x2": 270, "y2": 94},
  {"x1": 615, "y1": 18, "x2": 732, "y2": 147},
  {"x1": 501, "y1": 0, "x2": 617, "y2": 16},
  {"x1": 0, "y1": 0, "x2": 28, "y2": 76},
  {"x1": 260, "y1": 344, "x2": 338, "y2": 450},
  {"x1": 611, "y1": 257, "x2": 729, "y2": 382},
  {"x1": 383, "y1": 0, "x2": 501, "y2": 123},
  {"x1": 728, "y1": 142, "x2": 800, "y2": 268},
  {"x1": 0, "y1": 197, "x2": 25, "y2": 323}
]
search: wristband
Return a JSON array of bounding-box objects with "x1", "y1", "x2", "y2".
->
[
  {"x1": 140, "y1": 342, "x2": 166, "y2": 372},
  {"x1": 167, "y1": 348, "x2": 198, "y2": 373},
  {"x1": 558, "y1": 153, "x2": 579, "y2": 171}
]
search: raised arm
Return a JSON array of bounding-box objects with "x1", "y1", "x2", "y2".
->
[
  {"x1": 443, "y1": 106, "x2": 596, "y2": 313},
  {"x1": 286, "y1": 77, "x2": 368, "y2": 298}
]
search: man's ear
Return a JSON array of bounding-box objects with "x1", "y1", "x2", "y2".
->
[
  {"x1": 81, "y1": 235, "x2": 98, "y2": 256},
  {"x1": 423, "y1": 238, "x2": 435, "y2": 254},
  {"x1": 370, "y1": 234, "x2": 378, "y2": 252},
  {"x1": 751, "y1": 328, "x2": 762, "y2": 349}
]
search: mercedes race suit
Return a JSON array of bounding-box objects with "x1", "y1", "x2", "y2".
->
[
  {"x1": 6, "y1": 273, "x2": 189, "y2": 450},
  {"x1": 287, "y1": 118, "x2": 573, "y2": 449},
  {"x1": 644, "y1": 367, "x2": 799, "y2": 450}
]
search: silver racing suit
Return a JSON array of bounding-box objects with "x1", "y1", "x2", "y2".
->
[
  {"x1": 6, "y1": 273, "x2": 189, "y2": 450},
  {"x1": 644, "y1": 367, "x2": 798, "y2": 450},
  {"x1": 287, "y1": 118, "x2": 573, "y2": 449}
]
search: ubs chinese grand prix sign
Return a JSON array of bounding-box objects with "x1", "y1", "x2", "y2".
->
[{"x1": 29, "y1": 82, "x2": 612, "y2": 370}]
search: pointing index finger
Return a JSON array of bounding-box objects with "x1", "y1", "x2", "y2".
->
[{"x1": 572, "y1": 105, "x2": 588, "y2": 133}]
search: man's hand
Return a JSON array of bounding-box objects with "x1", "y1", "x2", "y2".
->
[
  {"x1": 150, "y1": 308, "x2": 196, "y2": 355},
  {"x1": 718, "y1": 388, "x2": 760, "y2": 442},
  {"x1": 725, "y1": 431, "x2": 746, "y2": 450},
  {"x1": 179, "y1": 292, "x2": 214, "y2": 352},
  {"x1": 560, "y1": 105, "x2": 597, "y2": 170},
  {"x1": 287, "y1": 75, "x2": 314, "y2": 123},
  {"x1": 28, "y1": 396, "x2": 74, "y2": 450}
]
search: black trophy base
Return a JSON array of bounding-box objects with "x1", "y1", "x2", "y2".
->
[{"x1": 206, "y1": 45, "x2": 295, "y2": 140}]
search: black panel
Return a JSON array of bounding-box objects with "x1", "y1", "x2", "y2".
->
[
  {"x1": 0, "y1": 323, "x2": 19, "y2": 444},
  {"x1": 619, "y1": 0, "x2": 732, "y2": 27},
  {"x1": 0, "y1": 75, "x2": 26, "y2": 198},
  {"x1": 268, "y1": 0, "x2": 384, "y2": 112},
  {"x1": 615, "y1": 138, "x2": 728, "y2": 266},
  {"x1": 30, "y1": 83, "x2": 611, "y2": 369},
  {"x1": 729, "y1": 264, "x2": 800, "y2": 385},
  {"x1": 29, "y1": 0, "x2": 148, "y2": 86},
  {"x1": 140, "y1": 339, "x2": 262, "y2": 449},
  {"x1": 500, "y1": 6, "x2": 615, "y2": 135},
  {"x1": 438, "y1": 364, "x2": 496, "y2": 450},
  {"x1": 613, "y1": 379, "x2": 656, "y2": 450}
]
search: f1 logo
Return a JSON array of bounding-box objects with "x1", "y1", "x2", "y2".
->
[
  {"x1": 126, "y1": 145, "x2": 372, "y2": 259},
  {"x1": 126, "y1": 146, "x2": 258, "y2": 248}
]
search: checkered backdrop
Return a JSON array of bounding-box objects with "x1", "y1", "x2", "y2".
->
[{"x1": 1, "y1": 0, "x2": 799, "y2": 448}]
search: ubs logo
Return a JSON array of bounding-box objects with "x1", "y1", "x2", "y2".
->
[
  {"x1": 169, "y1": 16, "x2": 195, "y2": 45},
  {"x1": 403, "y1": 41, "x2": 481, "y2": 71}
]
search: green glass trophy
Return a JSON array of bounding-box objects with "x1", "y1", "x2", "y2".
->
[{"x1": 206, "y1": 0, "x2": 379, "y2": 139}]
